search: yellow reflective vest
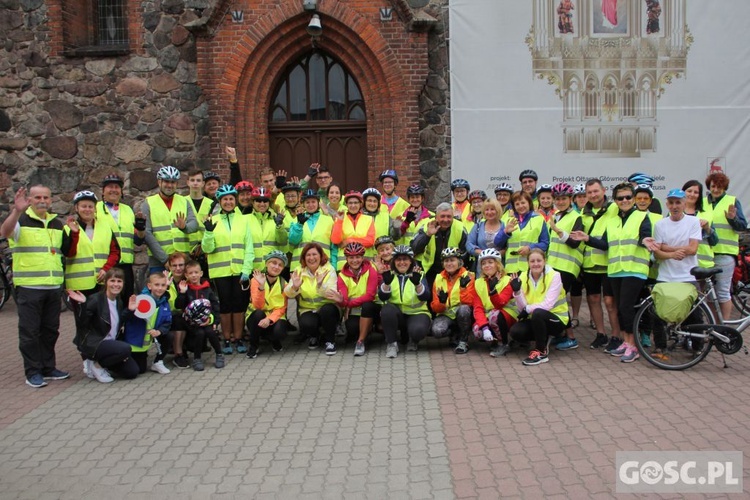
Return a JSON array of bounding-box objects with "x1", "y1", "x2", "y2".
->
[
  {"x1": 708, "y1": 194, "x2": 739, "y2": 256},
  {"x1": 520, "y1": 269, "x2": 569, "y2": 324},
  {"x1": 201, "y1": 211, "x2": 254, "y2": 278},
  {"x1": 547, "y1": 210, "x2": 583, "y2": 278},
  {"x1": 64, "y1": 222, "x2": 113, "y2": 291},
  {"x1": 419, "y1": 219, "x2": 465, "y2": 269},
  {"x1": 247, "y1": 276, "x2": 287, "y2": 320},
  {"x1": 247, "y1": 211, "x2": 287, "y2": 271},
  {"x1": 504, "y1": 215, "x2": 545, "y2": 273},
  {"x1": 474, "y1": 274, "x2": 518, "y2": 319},
  {"x1": 291, "y1": 214, "x2": 334, "y2": 271},
  {"x1": 383, "y1": 276, "x2": 430, "y2": 316},
  {"x1": 11, "y1": 208, "x2": 65, "y2": 287},
  {"x1": 145, "y1": 194, "x2": 192, "y2": 255},
  {"x1": 96, "y1": 201, "x2": 135, "y2": 264},
  {"x1": 605, "y1": 210, "x2": 651, "y2": 277}
]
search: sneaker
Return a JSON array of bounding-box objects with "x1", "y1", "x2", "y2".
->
[
  {"x1": 272, "y1": 341, "x2": 283, "y2": 353},
  {"x1": 173, "y1": 354, "x2": 190, "y2": 369},
  {"x1": 386, "y1": 342, "x2": 399, "y2": 358},
  {"x1": 246, "y1": 349, "x2": 258, "y2": 359},
  {"x1": 640, "y1": 333, "x2": 652, "y2": 348},
  {"x1": 325, "y1": 342, "x2": 337, "y2": 355},
  {"x1": 522, "y1": 350, "x2": 549, "y2": 366},
  {"x1": 603, "y1": 336, "x2": 623, "y2": 353},
  {"x1": 150, "y1": 360, "x2": 171, "y2": 374},
  {"x1": 621, "y1": 344, "x2": 640, "y2": 363},
  {"x1": 222, "y1": 340, "x2": 233, "y2": 355},
  {"x1": 490, "y1": 344, "x2": 509, "y2": 357},
  {"x1": 407, "y1": 340, "x2": 418, "y2": 352},
  {"x1": 83, "y1": 360, "x2": 94, "y2": 379},
  {"x1": 651, "y1": 348, "x2": 669, "y2": 361},
  {"x1": 214, "y1": 354, "x2": 225, "y2": 369},
  {"x1": 590, "y1": 333, "x2": 609, "y2": 349},
  {"x1": 308, "y1": 337, "x2": 319, "y2": 350},
  {"x1": 353, "y1": 341, "x2": 365, "y2": 357},
  {"x1": 454, "y1": 341, "x2": 469, "y2": 354},
  {"x1": 90, "y1": 363, "x2": 114, "y2": 383},
  {"x1": 25, "y1": 374, "x2": 47, "y2": 388},
  {"x1": 192, "y1": 358, "x2": 204, "y2": 371},
  {"x1": 556, "y1": 338, "x2": 579, "y2": 351},
  {"x1": 610, "y1": 342, "x2": 629, "y2": 357},
  {"x1": 235, "y1": 341, "x2": 248, "y2": 354},
  {"x1": 43, "y1": 368, "x2": 70, "y2": 380}
]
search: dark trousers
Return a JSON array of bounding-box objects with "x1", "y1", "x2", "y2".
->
[
  {"x1": 299, "y1": 304, "x2": 340, "y2": 344},
  {"x1": 246, "y1": 310, "x2": 288, "y2": 349},
  {"x1": 509, "y1": 309, "x2": 566, "y2": 351},
  {"x1": 94, "y1": 340, "x2": 139, "y2": 379},
  {"x1": 130, "y1": 331, "x2": 173, "y2": 374},
  {"x1": 344, "y1": 302, "x2": 380, "y2": 340},
  {"x1": 380, "y1": 304, "x2": 431, "y2": 344},
  {"x1": 608, "y1": 276, "x2": 646, "y2": 335},
  {"x1": 432, "y1": 305, "x2": 473, "y2": 341},
  {"x1": 17, "y1": 286, "x2": 62, "y2": 378},
  {"x1": 188, "y1": 326, "x2": 222, "y2": 359},
  {"x1": 115, "y1": 263, "x2": 134, "y2": 300}
]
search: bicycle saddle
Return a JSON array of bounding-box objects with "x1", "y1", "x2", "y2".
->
[{"x1": 690, "y1": 267, "x2": 722, "y2": 280}]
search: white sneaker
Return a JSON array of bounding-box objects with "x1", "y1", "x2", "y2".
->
[
  {"x1": 386, "y1": 342, "x2": 399, "y2": 358},
  {"x1": 83, "y1": 359, "x2": 94, "y2": 379},
  {"x1": 150, "y1": 360, "x2": 171, "y2": 374},
  {"x1": 90, "y1": 362, "x2": 114, "y2": 383}
]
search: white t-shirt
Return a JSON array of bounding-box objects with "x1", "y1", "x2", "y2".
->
[{"x1": 654, "y1": 215, "x2": 702, "y2": 282}]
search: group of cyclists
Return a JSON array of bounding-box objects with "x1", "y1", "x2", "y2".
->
[{"x1": 7, "y1": 148, "x2": 748, "y2": 386}]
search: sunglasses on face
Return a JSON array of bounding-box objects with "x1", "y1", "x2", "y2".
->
[{"x1": 615, "y1": 195, "x2": 633, "y2": 201}]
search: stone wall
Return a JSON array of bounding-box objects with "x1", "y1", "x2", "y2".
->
[{"x1": 0, "y1": 0, "x2": 208, "y2": 216}]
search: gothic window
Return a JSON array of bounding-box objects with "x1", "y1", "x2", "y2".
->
[
  {"x1": 564, "y1": 78, "x2": 582, "y2": 120},
  {"x1": 583, "y1": 77, "x2": 599, "y2": 119},
  {"x1": 602, "y1": 76, "x2": 618, "y2": 119},
  {"x1": 270, "y1": 51, "x2": 366, "y2": 123},
  {"x1": 62, "y1": 0, "x2": 130, "y2": 56},
  {"x1": 638, "y1": 77, "x2": 657, "y2": 118},
  {"x1": 622, "y1": 77, "x2": 636, "y2": 118}
]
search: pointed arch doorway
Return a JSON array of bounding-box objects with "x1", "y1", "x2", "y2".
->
[{"x1": 268, "y1": 51, "x2": 368, "y2": 192}]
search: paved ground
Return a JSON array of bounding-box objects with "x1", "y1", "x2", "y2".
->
[{"x1": 0, "y1": 298, "x2": 749, "y2": 499}]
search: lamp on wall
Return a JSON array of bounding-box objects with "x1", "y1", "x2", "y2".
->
[{"x1": 307, "y1": 14, "x2": 322, "y2": 37}]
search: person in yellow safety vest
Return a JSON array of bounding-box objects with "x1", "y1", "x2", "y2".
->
[
  {"x1": 97, "y1": 174, "x2": 137, "y2": 299},
  {"x1": 397, "y1": 183, "x2": 433, "y2": 246},
  {"x1": 627, "y1": 173, "x2": 662, "y2": 215},
  {"x1": 682, "y1": 179, "x2": 718, "y2": 269},
  {"x1": 361, "y1": 188, "x2": 401, "y2": 263},
  {"x1": 288, "y1": 189, "x2": 336, "y2": 271},
  {"x1": 494, "y1": 183, "x2": 514, "y2": 216},
  {"x1": 465, "y1": 190, "x2": 487, "y2": 233},
  {"x1": 378, "y1": 245, "x2": 432, "y2": 359},
  {"x1": 466, "y1": 199, "x2": 504, "y2": 273},
  {"x1": 632, "y1": 183, "x2": 663, "y2": 350},
  {"x1": 284, "y1": 243, "x2": 340, "y2": 354},
  {"x1": 140, "y1": 165, "x2": 198, "y2": 272},
  {"x1": 535, "y1": 184, "x2": 556, "y2": 223},
  {"x1": 186, "y1": 169, "x2": 218, "y2": 246},
  {"x1": 570, "y1": 183, "x2": 653, "y2": 364},
  {"x1": 331, "y1": 191, "x2": 376, "y2": 272},
  {"x1": 509, "y1": 249, "x2": 570, "y2": 366},
  {"x1": 546, "y1": 183, "x2": 584, "y2": 352},
  {"x1": 450, "y1": 179, "x2": 472, "y2": 222},
  {"x1": 234, "y1": 180, "x2": 255, "y2": 215},
  {"x1": 372, "y1": 235, "x2": 396, "y2": 274},
  {"x1": 247, "y1": 187, "x2": 288, "y2": 271},
  {"x1": 379, "y1": 169, "x2": 410, "y2": 220},
  {"x1": 573, "y1": 183, "x2": 588, "y2": 214},
  {"x1": 276, "y1": 181, "x2": 304, "y2": 262},
  {"x1": 165, "y1": 251, "x2": 191, "y2": 369},
  {"x1": 65, "y1": 190, "x2": 121, "y2": 296},
  {"x1": 1, "y1": 185, "x2": 76, "y2": 388},
  {"x1": 519, "y1": 169, "x2": 539, "y2": 209},
  {"x1": 494, "y1": 191, "x2": 549, "y2": 275},
  {"x1": 704, "y1": 171, "x2": 748, "y2": 321},
  {"x1": 323, "y1": 183, "x2": 345, "y2": 219},
  {"x1": 470, "y1": 248, "x2": 517, "y2": 358},
  {"x1": 245, "y1": 250, "x2": 289, "y2": 359},
  {"x1": 412, "y1": 202, "x2": 468, "y2": 289},
  {"x1": 326, "y1": 242, "x2": 379, "y2": 357},
  {"x1": 430, "y1": 247, "x2": 474, "y2": 352},
  {"x1": 201, "y1": 184, "x2": 255, "y2": 355}
]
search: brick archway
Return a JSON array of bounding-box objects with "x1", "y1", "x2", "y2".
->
[{"x1": 199, "y1": 0, "x2": 427, "y2": 189}]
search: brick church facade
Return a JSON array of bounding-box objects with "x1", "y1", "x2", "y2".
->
[{"x1": 0, "y1": 0, "x2": 451, "y2": 211}]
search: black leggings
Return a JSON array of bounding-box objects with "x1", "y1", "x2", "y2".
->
[
  {"x1": 130, "y1": 331, "x2": 173, "y2": 373},
  {"x1": 344, "y1": 302, "x2": 380, "y2": 340},
  {"x1": 246, "y1": 310, "x2": 288, "y2": 349},
  {"x1": 380, "y1": 304, "x2": 431, "y2": 344},
  {"x1": 94, "y1": 340, "x2": 139, "y2": 379},
  {"x1": 299, "y1": 304, "x2": 340, "y2": 344},
  {"x1": 213, "y1": 275, "x2": 249, "y2": 313},
  {"x1": 509, "y1": 309, "x2": 566, "y2": 351},
  {"x1": 608, "y1": 276, "x2": 646, "y2": 335},
  {"x1": 188, "y1": 326, "x2": 222, "y2": 359}
]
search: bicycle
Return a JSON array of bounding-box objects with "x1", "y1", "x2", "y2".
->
[
  {"x1": 0, "y1": 238, "x2": 14, "y2": 311},
  {"x1": 731, "y1": 243, "x2": 750, "y2": 314},
  {"x1": 633, "y1": 267, "x2": 749, "y2": 371}
]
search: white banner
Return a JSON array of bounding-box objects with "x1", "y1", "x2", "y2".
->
[{"x1": 449, "y1": 0, "x2": 750, "y2": 217}]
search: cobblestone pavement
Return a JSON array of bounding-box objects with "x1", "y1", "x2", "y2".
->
[{"x1": 0, "y1": 299, "x2": 749, "y2": 499}]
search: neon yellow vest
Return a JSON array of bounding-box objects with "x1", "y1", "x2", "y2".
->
[
  {"x1": 205, "y1": 211, "x2": 251, "y2": 278},
  {"x1": 365, "y1": 207, "x2": 392, "y2": 260},
  {"x1": 420, "y1": 219, "x2": 464, "y2": 268},
  {"x1": 96, "y1": 201, "x2": 135, "y2": 264},
  {"x1": 646, "y1": 212, "x2": 662, "y2": 280},
  {"x1": 64, "y1": 222, "x2": 113, "y2": 291},
  {"x1": 336, "y1": 213, "x2": 374, "y2": 271},
  {"x1": 130, "y1": 309, "x2": 159, "y2": 353},
  {"x1": 504, "y1": 215, "x2": 545, "y2": 273},
  {"x1": 187, "y1": 196, "x2": 215, "y2": 248},
  {"x1": 296, "y1": 264, "x2": 336, "y2": 314},
  {"x1": 146, "y1": 194, "x2": 191, "y2": 255},
  {"x1": 246, "y1": 277, "x2": 287, "y2": 320},
  {"x1": 399, "y1": 210, "x2": 432, "y2": 246},
  {"x1": 291, "y1": 214, "x2": 334, "y2": 271},
  {"x1": 582, "y1": 202, "x2": 617, "y2": 271},
  {"x1": 547, "y1": 211, "x2": 583, "y2": 277},
  {"x1": 694, "y1": 209, "x2": 715, "y2": 268},
  {"x1": 606, "y1": 210, "x2": 651, "y2": 277},
  {"x1": 473, "y1": 274, "x2": 518, "y2": 319},
  {"x1": 433, "y1": 269, "x2": 471, "y2": 319},
  {"x1": 386, "y1": 277, "x2": 429, "y2": 316},
  {"x1": 384, "y1": 197, "x2": 410, "y2": 220},
  {"x1": 709, "y1": 194, "x2": 739, "y2": 256},
  {"x1": 11, "y1": 208, "x2": 64, "y2": 287},
  {"x1": 521, "y1": 270, "x2": 569, "y2": 323},
  {"x1": 248, "y1": 211, "x2": 281, "y2": 271},
  {"x1": 339, "y1": 267, "x2": 374, "y2": 316}
]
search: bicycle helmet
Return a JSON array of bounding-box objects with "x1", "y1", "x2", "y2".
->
[
  {"x1": 252, "y1": 187, "x2": 271, "y2": 200},
  {"x1": 235, "y1": 180, "x2": 254, "y2": 192},
  {"x1": 478, "y1": 247, "x2": 503, "y2": 264},
  {"x1": 344, "y1": 190, "x2": 363, "y2": 203},
  {"x1": 519, "y1": 169, "x2": 538, "y2": 181},
  {"x1": 627, "y1": 172, "x2": 654, "y2": 186},
  {"x1": 203, "y1": 171, "x2": 221, "y2": 183},
  {"x1": 215, "y1": 184, "x2": 237, "y2": 200},
  {"x1": 441, "y1": 247, "x2": 463, "y2": 261},
  {"x1": 450, "y1": 179, "x2": 470, "y2": 191},
  {"x1": 634, "y1": 184, "x2": 654, "y2": 198},
  {"x1": 469, "y1": 190, "x2": 487, "y2": 202},
  {"x1": 344, "y1": 242, "x2": 366, "y2": 257},
  {"x1": 551, "y1": 182, "x2": 574, "y2": 197},
  {"x1": 374, "y1": 235, "x2": 394, "y2": 248},
  {"x1": 302, "y1": 189, "x2": 320, "y2": 201},
  {"x1": 392, "y1": 245, "x2": 415, "y2": 260},
  {"x1": 379, "y1": 169, "x2": 399, "y2": 183},
  {"x1": 263, "y1": 249, "x2": 289, "y2": 267},
  {"x1": 406, "y1": 184, "x2": 425, "y2": 196},
  {"x1": 573, "y1": 183, "x2": 586, "y2": 195},
  {"x1": 281, "y1": 182, "x2": 302, "y2": 193},
  {"x1": 157, "y1": 165, "x2": 180, "y2": 181},
  {"x1": 101, "y1": 174, "x2": 124, "y2": 188},
  {"x1": 183, "y1": 298, "x2": 213, "y2": 327},
  {"x1": 536, "y1": 184, "x2": 553, "y2": 195},
  {"x1": 73, "y1": 190, "x2": 98, "y2": 204},
  {"x1": 494, "y1": 182, "x2": 514, "y2": 194},
  {"x1": 362, "y1": 187, "x2": 382, "y2": 202}
]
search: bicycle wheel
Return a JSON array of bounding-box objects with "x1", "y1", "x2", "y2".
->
[
  {"x1": 731, "y1": 282, "x2": 750, "y2": 315},
  {"x1": 0, "y1": 272, "x2": 7, "y2": 311},
  {"x1": 633, "y1": 297, "x2": 715, "y2": 370}
]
